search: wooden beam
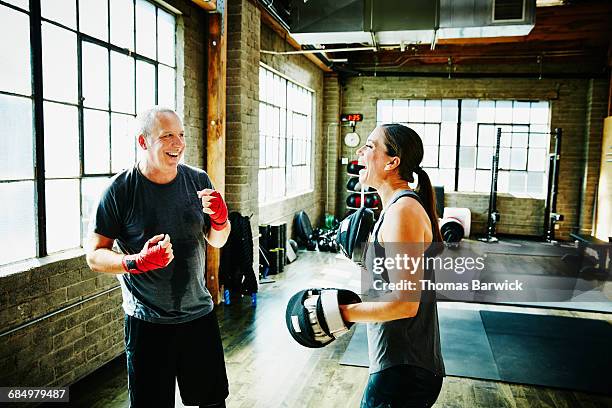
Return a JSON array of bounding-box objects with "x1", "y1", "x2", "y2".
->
[
  {"x1": 205, "y1": 10, "x2": 227, "y2": 304},
  {"x1": 192, "y1": 0, "x2": 216, "y2": 12},
  {"x1": 259, "y1": 4, "x2": 332, "y2": 73}
]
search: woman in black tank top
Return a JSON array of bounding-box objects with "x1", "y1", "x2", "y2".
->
[{"x1": 339, "y1": 124, "x2": 445, "y2": 407}]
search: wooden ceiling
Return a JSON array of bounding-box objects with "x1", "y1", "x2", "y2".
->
[{"x1": 322, "y1": 1, "x2": 612, "y2": 77}]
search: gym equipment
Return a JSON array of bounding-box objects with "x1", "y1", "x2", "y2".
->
[
  {"x1": 434, "y1": 186, "x2": 445, "y2": 217},
  {"x1": 293, "y1": 210, "x2": 314, "y2": 247},
  {"x1": 364, "y1": 193, "x2": 380, "y2": 209},
  {"x1": 480, "y1": 127, "x2": 502, "y2": 243},
  {"x1": 544, "y1": 128, "x2": 563, "y2": 243},
  {"x1": 336, "y1": 206, "x2": 375, "y2": 266},
  {"x1": 324, "y1": 214, "x2": 339, "y2": 230},
  {"x1": 347, "y1": 160, "x2": 364, "y2": 175},
  {"x1": 285, "y1": 288, "x2": 361, "y2": 348},
  {"x1": 439, "y1": 208, "x2": 472, "y2": 245},
  {"x1": 346, "y1": 193, "x2": 363, "y2": 208},
  {"x1": 347, "y1": 178, "x2": 376, "y2": 192}
]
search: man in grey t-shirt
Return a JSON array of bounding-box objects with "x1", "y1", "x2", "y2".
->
[{"x1": 85, "y1": 107, "x2": 231, "y2": 407}]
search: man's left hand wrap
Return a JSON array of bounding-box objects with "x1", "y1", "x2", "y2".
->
[{"x1": 209, "y1": 191, "x2": 228, "y2": 230}]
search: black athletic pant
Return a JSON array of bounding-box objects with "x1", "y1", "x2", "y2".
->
[
  {"x1": 125, "y1": 311, "x2": 229, "y2": 408},
  {"x1": 360, "y1": 364, "x2": 443, "y2": 408}
]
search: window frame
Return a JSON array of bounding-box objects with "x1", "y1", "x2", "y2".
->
[
  {"x1": 258, "y1": 63, "x2": 315, "y2": 205},
  {"x1": 0, "y1": 0, "x2": 177, "y2": 265}
]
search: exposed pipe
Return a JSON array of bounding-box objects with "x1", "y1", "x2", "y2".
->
[{"x1": 261, "y1": 46, "x2": 377, "y2": 55}]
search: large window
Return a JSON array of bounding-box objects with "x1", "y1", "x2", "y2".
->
[
  {"x1": 258, "y1": 64, "x2": 313, "y2": 204},
  {"x1": 377, "y1": 99, "x2": 550, "y2": 198},
  {"x1": 0, "y1": 0, "x2": 176, "y2": 266}
]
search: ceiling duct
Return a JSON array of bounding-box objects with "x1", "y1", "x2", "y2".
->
[{"x1": 289, "y1": 0, "x2": 535, "y2": 46}]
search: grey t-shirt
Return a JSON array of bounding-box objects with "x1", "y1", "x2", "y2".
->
[{"x1": 92, "y1": 164, "x2": 214, "y2": 323}]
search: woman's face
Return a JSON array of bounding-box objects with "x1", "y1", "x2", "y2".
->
[{"x1": 356, "y1": 127, "x2": 392, "y2": 188}]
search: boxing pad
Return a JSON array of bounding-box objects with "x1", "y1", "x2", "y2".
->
[
  {"x1": 336, "y1": 206, "x2": 375, "y2": 266},
  {"x1": 285, "y1": 288, "x2": 361, "y2": 348}
]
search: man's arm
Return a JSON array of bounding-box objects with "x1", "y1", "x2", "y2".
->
[{"x1": 85, "y1": 233, "x2": 127, "y2": 274}]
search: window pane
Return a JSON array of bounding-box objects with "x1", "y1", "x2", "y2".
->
[
  {"x1": 495, "y1": 101, "x2": 512, "y2": 123},
  {"x1": 408, "y1": 100, "x2": 424, "y2": 122},
  {"x1": 42, "y1": 23, "x2": 78, "y2": 103},
  {"x1": 111, "y1": 113, "x2": 136, "y2": 172},
  {"x1": 477, "y1": 147, "x2": 494, "y2": 169},
  {"x1": 530, "y1": 102, "x2": 549, "y2": 124},
  {"x1": 41, "y1": 0, "x2": 76, "y2": 29},
  {"x1": 158, "y1": 65, "x2": 176, "y2": 108},
  {"x1": 512, "y1": 126, "x2": 529, "y2": 147},
  {"x1": 0, "y1": 94, "x2": 34, "y2": 180},
  {"x1": 0, "y1": 6, "x2": 31, "y2": 95},
  {"x1": 529, "y1": 131, "x2": 548, "y2": 148},
  {"x1": 392, "y1": 100, "x2": 408, "y2": 123},
  {"x1": 0, "y1": 181, "x2": 36, "y2": 264},
  {"x1": 439, "y1": 146, "x2": 456, "y2": 169},
  {"x1": 461, "y1": 99, "x2": 477, "y2": 122},
  {"x1": 438, "y1": 169, "x2": 455, "y2": 191},
  {"x1": 509, "y1": 172, "x2": 526, "y2": 195},
  {"x1": 477, "y1": 100, "x2": 495, "y2": 123},
  {"x1": 479, "y1": 125, "x2": 495, "y2": 147},
  {"x1": 527, "y1": 172, "x2": 545, "y2": 197},
  {"x1": 528, "y1": 148, "x2": 547, "y2": 171},
  {"x1": 497, "y1": 171, "x2": 509, "y2": 193},
  {"x1": 46, "y1": 179, "x2": 80, "y2": 253},
  {"x1": 409, "y1": 123, "x2": 424, "y2": 139},
  {"x1": 84, "y1": 109, "x2": 110, "y2": 174},
  {"x1": 81, "y1": 177, "x2": 110, "y2": 244},
  {"x1": 475, "y1": 170, "x2": 490, "y2": 193},
  {"x1": 513, "y1": 101, "x2": 530, "y2": 123},
  {"x1": 460, "y1": 123, "x2": 477, "y2": 146},
  {"x1": 258, "y1": 170, "x2": 265, "y2": 203},
  {"x1": 440, "y1": 122, "x2": 456, "y2": 145},
  {"x1": 82, "y1": 42, "x2": 109, "y2": 109},
  {"x1": 425, "y1": 100, "x2": 441, "y2": 122},
  {"x1": 111, "y1": 51, "x2": 135, "y2": 113},
  {"x1": 136, "y1": 60, "x2": 155, "y2": 113},
  {"x1": 44, "y1": 102, "x2": 79, "y2": 177},
  {"x1": 510, "y1": 148, "x2": 527, "y2": 170},
  {"x1": 500, "y1": 125, "x2": 512, "y2": 147},
  {"x1": 136, "y1": 0, "x2": 156, "y2": 59},
  {"x1": 377, "y1": 100, "x2": 392, "y2": 124},
  {"x1": 423, "y1": 146, "x2": 438, "y2": 167},
  {"x1": 459, "y1": 147, "x2": 476, "y2": 168},
  {"x1": 157, "y1": 8, "x2": 175, "y2": 66},
  {"x1": 458, "y1": 169, "x2": 475, "y2": 191},
  {"x1": 441, "y1": 100, "x2": 458, "y2": 122},
  {"x1": 110, "y1": 0, "x2": 134, "y2": 49},
  {"x1": 499, "y1": 147, "x2": 510, "y2": 169},
  {"x1": 79, "y1": 0, "x2": 108, "y2": 40},
  {"x1": 423, "y1": 124, "x2": 439, "y2": 146}
]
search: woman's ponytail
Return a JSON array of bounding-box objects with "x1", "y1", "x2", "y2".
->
[{"x1": 415, "y1": 168, "x2": 443, "y2": 243}]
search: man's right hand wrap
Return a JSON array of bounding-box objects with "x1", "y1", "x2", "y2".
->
[
  {"x1": 122, "y1": 237, "x2": 171, "y2": 274},
  {"x1": 209, "y1": 191, "x2": 228, "y2": 230},
  {"x1": 285, "y1": 288, "x2": 361, "y2": 348}
]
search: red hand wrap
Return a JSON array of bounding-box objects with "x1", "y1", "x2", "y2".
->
[
  {"x1": 122, "y1": 241, "x2": 170, "y2": 274},
  {"x1": 209, "y1": 191, "x2": 228, "y2": 231}
]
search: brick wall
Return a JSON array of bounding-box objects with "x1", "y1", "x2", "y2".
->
[
  {"x1": 338, "y1": 76, "x2": 609, "y2": 240},
  {"x1": 258, "y1": 22, "x2": 326, "y2": 236},
  {"x1": 0, "y1": 0, "x2": 209, "y2": 392}
]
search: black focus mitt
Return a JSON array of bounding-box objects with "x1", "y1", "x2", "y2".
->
[
  {"x1": 285, "y1": 288, "x2": 361, "y2": 348},
  {"x1": 336, "y1": 207, "x2": 375, "y2": 266}
]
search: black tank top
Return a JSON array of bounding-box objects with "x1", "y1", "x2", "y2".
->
[{"x1": 365, "y1": 190, "x2": 445, "y2": 376}]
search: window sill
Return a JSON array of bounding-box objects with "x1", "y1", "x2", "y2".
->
[
  {"x1": 0, "y1": 248, "x2": 86, "y2": 278},
  {"x1": 259, "y1": 189, "x2": 315, "y2": 208}
]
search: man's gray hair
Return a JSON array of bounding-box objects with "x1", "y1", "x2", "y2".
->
[{"x1": 134, "y1": 106, "x2": 180, "y2": 139}]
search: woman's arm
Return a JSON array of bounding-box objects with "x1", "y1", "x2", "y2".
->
[{"x1": 340, "y1": 199, "x2": 429, "y2": 323}]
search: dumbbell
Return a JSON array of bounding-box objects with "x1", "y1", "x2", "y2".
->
[
  {"x1": 347, "y1": 160, "x2": 364, "y2": 175},
  {"x1": 346, "y1": 193, "x2": 363, "y2": 208}
]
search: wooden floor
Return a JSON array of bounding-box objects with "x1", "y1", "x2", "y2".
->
[{"x1": 58, "y1": 248, "x2": 612, "y2": 408}]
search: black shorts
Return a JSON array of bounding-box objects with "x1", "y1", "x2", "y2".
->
[
  {"x1": 360, "y1": 364, "x2": 443, "y2": 408},
  {"x1": 124, "y1": 311, "x2": 229, "y2": 408}
]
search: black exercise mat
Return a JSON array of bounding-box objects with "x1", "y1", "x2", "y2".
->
[
  {"x1": 480, "y1": 311, "x2": 612, "y2": 394},
  {"x1": 340, "y1": 308, "x2": 501, "y2": 381}
]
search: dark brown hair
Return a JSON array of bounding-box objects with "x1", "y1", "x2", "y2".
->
[{"x1": 379, "y1": 123, "x2": 443, "y2": 243}]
